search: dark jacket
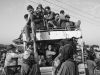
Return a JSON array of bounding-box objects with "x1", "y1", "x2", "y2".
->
[
  {"x1": 45, "y1": 11, "x2": 55, "y2": 21},
  {"x1": 60, "y1": 44, "x2": 74, "y2": 63}
]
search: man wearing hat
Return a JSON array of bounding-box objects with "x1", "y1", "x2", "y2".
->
[{"x1": 65, "y1": 14, "x2": 75, "y2": 31}]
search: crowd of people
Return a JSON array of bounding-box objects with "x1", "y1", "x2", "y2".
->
[
  {"x1": 75, "y1": 44, "x2": 100, "y2": 75},
  {"x1": 0, "y1": 37, "x2": 78, "y2": 75},
  {"x1": 13, "y1": 4, "x2": 81, "y2": 44},
  {"x1": 1, "y1": 4, "x2": 100, "y2": 75},
  {"x1": 0, "y1": 44, "x2": 41, "y2": 75},
  {"x1": 0, "y1": 37, "x2": 100, "y2": 75}
]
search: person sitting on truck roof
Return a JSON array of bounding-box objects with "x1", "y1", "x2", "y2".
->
[
  {"x1": 65, "y1": 14, "x2": 75, "y2": 31},
  {"x1": 54, "y1": 13, "x2": 60, "y2": 28},
  {"x1": 65, "y1": 14, "x2": 71, "y2": 30},
  {"x1": 44, "y1": 6, "x2": 57, "y2": 29},
  {"x1": 59, "y1": 10, "x2": 65, "y2": 20},
  {"x1": 59, "y1": 10, "x2": 67, "y2": 28},
  {"x1": 34, "y1": 4, "x2": 45, "y2": 30},
  {"x1": 37, "y1": 4, "x2": 44, "y2": 12},
  {"x1": 36, "y1": 4, "x2": 45, "y2": 17}
]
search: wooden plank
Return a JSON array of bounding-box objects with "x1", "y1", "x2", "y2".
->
[{"x1": 40, "y1": 67, "x2": 53, "y2": 75}]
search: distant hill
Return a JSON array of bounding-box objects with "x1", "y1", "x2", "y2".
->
[
  {"x1": 0, "y1": 44, "x2": 24, "y2": 53},
  {"x1": 0, "y1": 44, "x2": 13, "y2": 50}
]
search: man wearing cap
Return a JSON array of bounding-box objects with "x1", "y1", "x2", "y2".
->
[{"x1": 65, "y1": 14, "x2": 75, "y2": 31}]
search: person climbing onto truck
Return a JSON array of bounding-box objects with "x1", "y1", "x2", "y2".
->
[
  {"x1": 25, "y1": 5, "x2": 34, "y2": 42},
  {"x1": 13, "y1": 14, "x2": 29, "y2": 44}
]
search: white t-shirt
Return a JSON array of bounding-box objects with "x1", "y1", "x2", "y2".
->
[{"x1": 4, "y1": 53, "x2": 18, "y2": 67}]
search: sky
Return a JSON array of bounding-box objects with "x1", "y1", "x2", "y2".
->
[{"x1": 0, "y1": 0, "x2": 100, "y2": 45}]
